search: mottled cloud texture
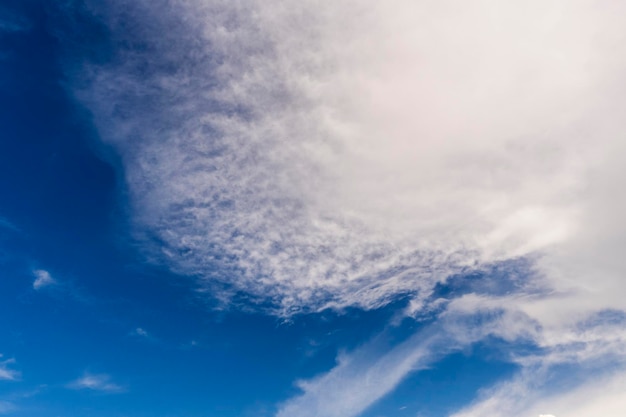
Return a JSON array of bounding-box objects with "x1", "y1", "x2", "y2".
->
[
  {"x1": 71, "y1": 1, "x2": 626, "y2": 415},
  {"x1": 78, "y1": 0, "x2": 626, "y2": 314}
]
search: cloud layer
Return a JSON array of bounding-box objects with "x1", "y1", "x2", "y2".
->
[
  {"x1": 452, "y1": 365, "x2": 626, "y2": 417},
  {"x1": 76, "y1": 0, "x2": 626, "y2": 315},
  {"x1": 276, "y1": 289, "x2": 626, "y2": 417},
  {"x1": 68, "y1": 1, "x2": 626, "y2": 416},
  {"x1": 276, "y1": 326, "x2": 445, "y2": 417}
]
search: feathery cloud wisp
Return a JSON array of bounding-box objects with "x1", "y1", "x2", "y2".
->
[
  {"x1": 0, "y1": 401, "x2": 16, "y2": 415},
  {"x1": 276, "y1": 326, "x2": 448, "y2": 417},
  {"x1": 0, "y1": 355, "x2": 20, "y2": 381},
  {"x1": 66, "y1": 2, "x2": 626, "y2": 415},
  {"x1": 0, "y1": 216, "x2": 18, "y2": 233},
  {"x1": 452, "y1": 365, "x2": 626, "y2": 417}
]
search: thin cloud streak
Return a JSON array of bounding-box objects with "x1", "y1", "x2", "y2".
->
[
  {"x1": 276, "y1": 326, "x2": 447, "y2": 417},
  {"x1": 0, "y1": 216, "x2": 18, "y2": 233},
  {"x1": 67, "y1": 373, "x2": 124, "y2": 393}
]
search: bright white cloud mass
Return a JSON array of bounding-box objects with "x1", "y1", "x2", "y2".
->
[{"x1": 73, "y1": 0, "x2": 626, "y2": 416}]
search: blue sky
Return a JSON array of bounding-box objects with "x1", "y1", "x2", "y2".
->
[{"x1": 1, "y1": 1, "x2": 626, "y2": 416}]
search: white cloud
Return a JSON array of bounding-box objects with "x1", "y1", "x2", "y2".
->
[
  {"x1": 32, "y1": 269, "x2": 56, "y2": 290},
  {"x1": 451, "y1": 366, "x2": 626, "y2": 417},
  {"x1": 75, "y1": 0, "x2": 626, "y2": 316},
  {"x1": 275, "y1": 297, "x2": 538, "y2": 417},
  {"x1": 130, "y1": 327, "x2": 155, "y2": 341},
  {"x1": 70, "y1": 1, "x2": 626, "y2": 415},
  {"x1": 0, "y1": 355, "x2": 20, "y2": 381},
  {"x1": 276, "y1": 327, "x2": 448, "y2": 417},
  {"x1": 275, "y1": 290, "x2": 626, "y2": 417},
  {"x1": 132, "y1": 327, "x2": 148, "y2": 337},
  {"x1": 67, "y1": 373, "x2": 123, "y2": 393},
  {"x1": 441, "y1": 294, "x2": 626, "y2": 417}
]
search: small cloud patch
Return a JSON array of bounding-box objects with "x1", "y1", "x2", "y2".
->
[
  {"x1": 67, "y1": 373, "x2": 123, "y2": 393},
  {"x1": 0, "y1": 355, "x2": 20, "y2": 381},
  {"x1": 131, "y1": 327, "x2": 149, "y2": 338},
  {"x1": 32, "y1": 269, "x2": 56, "y2": 290}
]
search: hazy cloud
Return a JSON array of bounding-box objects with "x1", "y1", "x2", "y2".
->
[
  {"x1": 276, "y1": 327, "x2": 446, "y2": 417},
  {"x1": 67, "y1": 373, "x2": 123, "y2": 393},
  {"x1": 451, "y1": 366, "x2": 626, "y2": 417},
  {"x1": 0, "y1": 401, "x2": 16, "y2": 415},
  {"x1": 0, "y1": 217, "x2": 18, "y2": 233},
  {"x1": 132, "y1": 327, "x2": 148, "y2": 338},
  {"x1": 32, "y1": 269, "x2": 56, "y2": 290},
  {"x1": 0, "y1": 356, "x2": 20, "y2": 381}
]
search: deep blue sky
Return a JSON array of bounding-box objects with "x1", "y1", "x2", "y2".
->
[{"x1": 1, "y1": 1, "x2": 624, "y2": 417}]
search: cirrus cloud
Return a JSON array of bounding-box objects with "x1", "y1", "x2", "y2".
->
[
  {"x1": 0, "y1": 355, "x2": 19, "y2": 382},
  {"x1": 65, "y1": 1, "x2": 626, "y2": 416},
  {"x1": 74, "y1": 0, "x2": 626, "y2": 316}
]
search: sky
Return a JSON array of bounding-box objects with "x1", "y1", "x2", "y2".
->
[{"x1": 1, "y1": 1, "x2": 626, "y2": 416}]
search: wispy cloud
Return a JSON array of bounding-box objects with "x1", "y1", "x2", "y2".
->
[
  {"x1": 67, "y1": 373, "x2": 123, "y2": 393},
  {"x1": 276, "y1": 292, "x2": 626, "y2": 417},
  {"x1": 32, "y1": 269, "x2": 56, "y2": 290},
  {"x1": 131, "y1": 327, "x2": 149, "y2": 338},
  {"x1": 276, "y1": 324, "x2": 454, "y2": 417},
  {"x1": 442, "y1": 294, "x2": 626, "y2": 417},
  {"x1": 0, "y1": 355, "x2": 20, "y2": 381},
  {"x1": 0, "y1": 401, "x2": 16, "y2": 415},
  {"x1": 451, "y1": 365, "x2": 626, "y2": 417},
  {"x1": 0, "y1": 217, "x2": 18, "y2": 233},
  {"x1": 0, "y1": 7, "x2": 31, "y2": 34},
  {"x1": 63, "y1": 1, "x2": 626, "y2": 415}
]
